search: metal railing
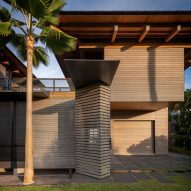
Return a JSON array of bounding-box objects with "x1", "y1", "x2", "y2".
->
[{"x1": 0, "y1": 77, "x2": 74, "y2": 92}]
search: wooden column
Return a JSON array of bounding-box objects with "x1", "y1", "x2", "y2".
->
[{"x1": 75, "y1": 84, "x2": 111, "y2": 178}]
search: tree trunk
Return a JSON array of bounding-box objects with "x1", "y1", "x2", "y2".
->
[{"x1": 23, "y1": 35, "x2": 35, "y2": 185}]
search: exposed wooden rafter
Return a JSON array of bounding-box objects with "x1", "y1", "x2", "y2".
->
[
  {"x1": 111, "y1": 25, "x2": 118, "y2": 43},
  {"x1": 138, "y1": 25, "x2": 150, "y2": 43},
  {"x1": 165, "y1": 25, "x2": 181, "y2": 42}
]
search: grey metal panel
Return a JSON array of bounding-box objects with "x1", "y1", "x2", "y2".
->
[
  {"x1": 0, "y1": 102, "x2": 12, "y2": 165},
  {"x1": 75, "y1": 84, "x2": 111, "y2": 178},
  {"x1": 64, "y1": 59, "x2": 119, "y2": 90}
]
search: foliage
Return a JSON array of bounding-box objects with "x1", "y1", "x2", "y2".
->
[
  {"x1": 169, "y1": 89, "x2": 191, "y2": 150},
  {"x1": 170, "y1": 146, "x2": 191, "y2": 155},
  {"x1": 0, "y1": 0, "x2": 77, "y2": 68}
]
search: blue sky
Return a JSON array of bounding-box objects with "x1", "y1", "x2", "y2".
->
[{"x1": 1, "y1": 0, "x2": 191, "y2": 89}]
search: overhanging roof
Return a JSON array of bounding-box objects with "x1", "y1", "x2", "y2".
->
[
  {"x1": 0, "y1": 47, "x2": 37, "y2": 78},
  {"x1": 0, "y1": 47, "x2": 28, "y2": 77},
  {"x1": 59, "y1": 10, "x2": 191, "y2": 43},
  {"x1": 64, "y1": 59, "x2": 119, "y2": 89}
]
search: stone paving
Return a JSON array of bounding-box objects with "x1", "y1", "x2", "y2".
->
[{"x1": 0, "y1": 153, "x2": 191, "y2": 185}]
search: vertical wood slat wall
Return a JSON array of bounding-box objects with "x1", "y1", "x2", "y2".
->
[
  {"x1": 75, "y1": 84, "x2": 111, "y2": 178},
  {"x1": 104, "y1": 47, "x2": 184, "y2": 102}
]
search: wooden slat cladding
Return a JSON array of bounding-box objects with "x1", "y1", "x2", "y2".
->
[
  {"x1": 155, "y1": 108, "x2": 168, "y2": 154},
  {"x1": 113, "y1": 121, "x2": 153, "y2": 155},
  {"x1": 111, "y1": 108, "x2": 168, "y2": 155},
  {"x1": 104, "y1": 47, "x2": 184, "y2": 102},
  {"x1": 15, "y1": 96, "x2": 75, "y2": 169},
  {"x1": 0, "y1": 102, "x2": 12, "y2": 166},
  {"x1": 75, "y1": 84, "x2": 111, "y2": 178}
]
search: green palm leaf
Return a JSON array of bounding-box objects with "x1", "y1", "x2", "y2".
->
[
  {"x1": 33, "y1": 46, "x2": 48, "y2": 68},
  {"x1": 1, "y1": 0, "x2": 77, "y2": 67},
  {"x1": 48, "y1": 0, "x2": 66, "y2": 13},
  {"x1": 4, "y1": 0, "x2": 49, "y2": 19},
  {"x1": 10, "y1": 35, "x2": 48, "y2": 67},
  {"x1": 0, "y1": 22, "x2": 11, "y2": 36},
  {"x1": 0, "y1": 7, "x2": 11, "y2": 22},
  {"x1": 40, "y1": 25, "x2": 77, "y2": 55}
]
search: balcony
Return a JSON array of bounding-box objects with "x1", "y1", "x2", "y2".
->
[{"x1": 0, "y1": 77, "x2": 74, "y2": 101}]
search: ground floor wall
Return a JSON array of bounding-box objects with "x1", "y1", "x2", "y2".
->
[
  {"x1": 0, "y1": 92, "x2": 75, "y2": 169},
  {"x1": 0, "y1": 99, "x2": 168, "y2": 172},
  {"x1": 111, "y1": 107, "x2": 168, "y2": 155}
]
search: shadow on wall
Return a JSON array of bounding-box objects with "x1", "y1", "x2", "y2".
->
[
  {"x1": 128, "y1": 135, "x2": 168, "y2": 155},
  {"x1": 113, "y1": 135, "x2": 168, "y2": 155},
  {"x1": 148, "y1": 47, "x2": 157, "y2": 101},
  {"x1": 32, "y1": 100, "x2": 75, "y2": 169},
  {"x1": 117, "y1": 46, "x2": 159, "y2": 102},
  {"x1": 10, "y1": 100, "x2": 75, "y2": 169},
  {"x1": 111, "y1": 110, "x2": 154, "y2": 120}
]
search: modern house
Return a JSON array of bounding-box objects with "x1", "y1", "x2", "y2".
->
[{"x1": 0, "y1": 11, "x2": 191, "y2": 179}]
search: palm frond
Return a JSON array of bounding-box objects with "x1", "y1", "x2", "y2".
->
[
  {"x1": 40, "y1": 25, "x2": 77, "y2": 55},
  {"x1": 10, "y1": 35, "x2": 48, "y2": 68},
  {"x1": 33, "y1": 46, "x2": 48, "y2": 68},
  {"x1": 0, "y1": 7, "x2": 11, "y2": 22},
  {"x1": 9, "y1": 33, "x2": 25, "y2": 48},
  {"x1": 4, "y1": 0, "x2": 49, "y2": 19},
  {"x1": 48, "y1": 0, "x2": 66, "y2": 13},
  {"x1": 0, "y1": 22, "x2": 11, "y2": 36}
]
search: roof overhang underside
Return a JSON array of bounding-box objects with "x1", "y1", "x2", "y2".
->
[
  {"x1": 59, "y1": 11, "x2": 191, "y2": 43},
  {"x1": 64, "y1": 59, "x2": 119, "y2": 90}
]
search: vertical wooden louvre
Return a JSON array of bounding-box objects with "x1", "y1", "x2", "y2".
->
[
  {"x1": 113, "y1": 121, "x2": 154, "y2": 155},
  {"x1": 75, "y1": 84, "x2": 111, "y2": 178}
]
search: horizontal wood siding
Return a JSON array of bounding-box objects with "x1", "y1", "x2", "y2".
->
[
  {"x1": 15, "y1": 95, "x2": 75, "y2": 169},
  {"x1": 75, "y1": 84, "x2": 111, "y2": 178},
  {"x1": 113, "y1": 121, "x2": 153, "y2": 155},
  {"x1": 104, "y1": 47, "x2": 184, "y2": 102},
  {"x1": 111, "y1": 108, "x2": 168, "y2": 155},
  {"x1": 33, "y1": 98, "x2": 75, "y2": 168},
  {"x1": 155, "y1": 108, "x2": 168, "y2": 154}
]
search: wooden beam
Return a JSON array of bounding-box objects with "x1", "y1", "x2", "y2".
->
[
  {"x1": 138, "y1": 25, "x2": 150, "y2": 43},
  {"x1": 111, "y1": 25, "x2": 118, "y2": 43},
  {"x1": 165, "y1": 25, "x2": 181, "y2": 43}
]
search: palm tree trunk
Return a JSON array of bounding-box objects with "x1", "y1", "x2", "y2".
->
[{"x1": 23, "y1": 35, "x2": 35, "y2": 185}]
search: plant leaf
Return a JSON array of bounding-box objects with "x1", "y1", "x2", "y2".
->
[
  {"x1": 33, "y1": 46, "x2": 48, "y2": 68},
  {"x1": 48, "y1": 0, "x2": 66, "y2": 13},
  {"x1": 4, "y1": 0, "x2": 49, "y2": 19},
  {"x1": 0, "y1": 22, "x2": 11, "y2": 36},
  {"x1": 40, "y1": 25, "x2": 77, "y2": 55},
  {"x1": 0, "y1": 7, "x2": 11, "y2": 22}
]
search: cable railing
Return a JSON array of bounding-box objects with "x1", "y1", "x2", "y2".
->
[{"x1": 0, "y1": 77, "x2": 74, "y2": 92}]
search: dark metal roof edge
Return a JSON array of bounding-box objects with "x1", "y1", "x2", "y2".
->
[{"x1": 61, "y1": 10, "x2": 191, "y2": 15}]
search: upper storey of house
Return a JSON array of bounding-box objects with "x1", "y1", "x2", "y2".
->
[{"x1": 58, "y1": 11, "x2": 191, "y2": 104}]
